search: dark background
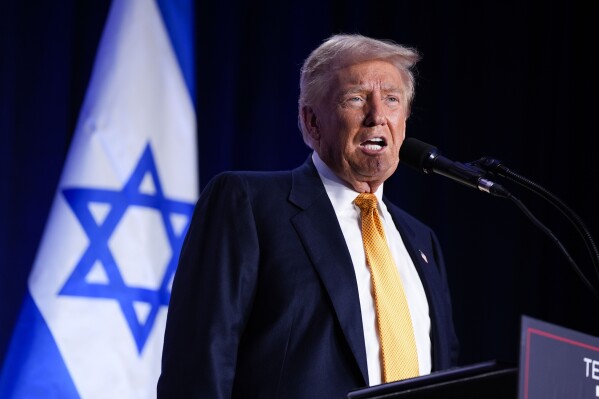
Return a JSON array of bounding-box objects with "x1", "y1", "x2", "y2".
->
[{"x1": 2, "y1": 0, "x2": 598, "y2": 371}]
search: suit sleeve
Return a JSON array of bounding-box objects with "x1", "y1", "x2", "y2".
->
[{"x1": 157, "y1": 172, "x2": 259, "y2": 398}]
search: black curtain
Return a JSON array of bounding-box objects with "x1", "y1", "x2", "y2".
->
[{"x1": 2, "y1": 0, "x2": 598, "y2": 370}]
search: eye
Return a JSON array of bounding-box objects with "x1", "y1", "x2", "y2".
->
[{"x1": 340, "y1": 95, "x2": 365, "y2": 108}]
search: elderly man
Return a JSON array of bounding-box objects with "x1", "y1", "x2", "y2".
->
[{"x1": 158, "y1": 34, "x2": 459, "y2": 399}]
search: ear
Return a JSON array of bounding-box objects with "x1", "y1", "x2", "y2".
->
[{"x1": 301, "y1": 106, "x2": 320, "y2": 141}]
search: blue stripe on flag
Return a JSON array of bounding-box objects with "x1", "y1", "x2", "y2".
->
[
  {"x1": 156, "y1": 0, "x2": 195, "y2": 103},
  {"x1": 0, "y1": 293, "x2": 79, "y2": 399}
]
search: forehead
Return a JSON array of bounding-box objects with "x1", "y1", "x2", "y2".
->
[{"x1": 331, "y1": 60, "x2": 405, "y2": 91}]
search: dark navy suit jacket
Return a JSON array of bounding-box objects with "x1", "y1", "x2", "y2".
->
[{"x1": 158, "y1": 157, "x2": 459, "y2": 398}]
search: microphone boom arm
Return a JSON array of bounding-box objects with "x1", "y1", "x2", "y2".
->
[
  {"x1": 399, "y1": 137, "x2": 599, "y2": 300},
  {"x1": 471, "y1": 157, "x2": 599, "y2": 285}
]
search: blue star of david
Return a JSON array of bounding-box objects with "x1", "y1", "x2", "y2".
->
[{"x1": 60, "y1": 143, "x2": 195, "y2": 353}]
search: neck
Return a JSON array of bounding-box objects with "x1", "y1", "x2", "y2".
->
[{"x1": 349, "y1": 180, "x2": 382, "y2": 194}]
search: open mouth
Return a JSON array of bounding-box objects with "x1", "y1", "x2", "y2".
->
[{"x1": 360, "y1": 137, "x2": 387, "y2": 151}]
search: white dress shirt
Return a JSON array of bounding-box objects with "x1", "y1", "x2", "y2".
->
[{"x1": 312, "y1": 152, "x2": 431, "y2": 386}]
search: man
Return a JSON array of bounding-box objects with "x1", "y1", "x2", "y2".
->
[{"x1": 158, "y1": 34, "x2": 459, "y2": 398}]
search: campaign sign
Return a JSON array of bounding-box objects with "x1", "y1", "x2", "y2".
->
[{"x1": 519, "y1": 315, "x2": 599, "y2": 398}]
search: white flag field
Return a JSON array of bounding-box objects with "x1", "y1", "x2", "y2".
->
[{"x1": 0, "y1": 0, "x2": 198, "y2": 397}]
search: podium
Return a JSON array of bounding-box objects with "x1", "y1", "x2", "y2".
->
[
  {"x1": 347, "y1": 361, "x2": 517, "y2": 399},
  {"x1": 348, "y1": 316, "x2": 599, "y2": 399}
]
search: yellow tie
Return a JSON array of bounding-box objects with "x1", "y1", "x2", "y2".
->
[{"x1": 354, "y1": 193, "x2": 419, "y2": 383}]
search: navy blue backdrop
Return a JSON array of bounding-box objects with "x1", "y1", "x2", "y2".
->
[{"x1": 2, "y1": 0, "x2": 598, "y2": 371}]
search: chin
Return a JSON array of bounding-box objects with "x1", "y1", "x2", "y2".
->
[{"x1": 366, "y1": 157, "x2": 396, "y2": 175}]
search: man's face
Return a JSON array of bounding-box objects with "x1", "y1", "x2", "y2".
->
[{"x1": 307, "y1": 60, "x2": 409, "y2": 193}]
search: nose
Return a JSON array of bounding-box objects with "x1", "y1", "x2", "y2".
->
[{"x1": 363, "y1": 97, "x2": 386, "y2": 127}]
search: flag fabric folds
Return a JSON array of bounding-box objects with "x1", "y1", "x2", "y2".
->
[{"x1": 0, "y1": 0, "x2": 197, "y2": 397}]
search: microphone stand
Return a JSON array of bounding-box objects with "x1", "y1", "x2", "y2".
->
[{"x1": 469, "y1": 157, "x2": 599, "y2": 300}]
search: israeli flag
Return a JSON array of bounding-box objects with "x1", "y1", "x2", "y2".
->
[{"x1": 0, "y1": 0, "x2": 197, "y2": 397}]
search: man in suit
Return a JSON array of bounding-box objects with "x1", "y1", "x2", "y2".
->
[{"x1": 158, "y1": 34, "x2": 459, "y2": 398}]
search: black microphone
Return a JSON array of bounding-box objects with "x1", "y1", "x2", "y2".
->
[{"x1": 399, "y1": 137, "x2": 511, "y2": 198}]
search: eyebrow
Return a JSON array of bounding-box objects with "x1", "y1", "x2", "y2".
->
[{"x1": 337, "y1": 84, "x2": 404, "y2": 97}]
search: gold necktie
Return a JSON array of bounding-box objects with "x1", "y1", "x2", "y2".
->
[{"x1": 354, "y1": 193, "x2": 419, "y2": 382}]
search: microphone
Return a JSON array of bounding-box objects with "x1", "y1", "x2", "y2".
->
[{"x1": 399, "y1": 137, "x2": 511, "y2": 198}]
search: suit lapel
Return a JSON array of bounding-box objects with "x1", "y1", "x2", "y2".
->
[
  {"x1": 383, "y1": 200, "x2": 421, "y2": 271},
  {"x1": 289, "y1": 158, "x2": 369, "y2": 384}
]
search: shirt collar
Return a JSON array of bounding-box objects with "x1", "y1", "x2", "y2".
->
[{"x1": 312, "y1": 151, "x2": 385, "y2": 213}]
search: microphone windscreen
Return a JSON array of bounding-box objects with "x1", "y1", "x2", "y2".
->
[{"x1": 399, "y1": 137, "x2": 438, "y2": 172}]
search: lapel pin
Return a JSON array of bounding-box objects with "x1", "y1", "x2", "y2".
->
[{"x1": 419, "y1": 250, "x2": 428, "y2": 264}]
